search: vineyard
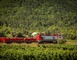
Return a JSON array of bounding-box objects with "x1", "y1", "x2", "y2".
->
[
  {"x1": 0, "y1": 43, "x2": 77, "y2": 60},
  {"x1": 0, "y1": 0, "x2": 77, "y2": 40},
  {"x1": 0, "y1": 0, "x2": 77, "y2": 59}
]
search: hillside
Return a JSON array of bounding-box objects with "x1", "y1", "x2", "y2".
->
[{"x1": 0, "y1": 0, "x2": 77, "y2": 39}]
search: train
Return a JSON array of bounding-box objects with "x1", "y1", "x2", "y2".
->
[{"x1": 0, "y1": 34, "x2": 63, "y2": 43}]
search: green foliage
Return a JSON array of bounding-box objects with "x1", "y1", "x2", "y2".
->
[
  {"x1": 16, "y1": 32, "x2": 24, "y2": 37},
  {"x1": 0, "y1": 44, "x2": 77, "y2": 60},
  {"x1": 0, "y1": 0, "x2": 77, "y2": 39},
  {"x1": 57, "y1": 39, "x2": 66, "y2": 44},
  {"x1": 0, "y1": 32, "x2": 6, "y2": 37}
]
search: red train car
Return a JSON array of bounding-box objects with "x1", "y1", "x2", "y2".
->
[
  {"x1": 0, "y1": 34, "x2": 63, "y2": 43},
  {"x1": 0, "y1": 38, "x2": 1, "y2": 42},
  {"x1": 0, "y1": 37, "x2": 36, "y2": 43}
]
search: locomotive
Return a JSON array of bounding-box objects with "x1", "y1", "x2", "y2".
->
[{"x1": 0, "y1": 34, "x2": 63, "y2": 43}]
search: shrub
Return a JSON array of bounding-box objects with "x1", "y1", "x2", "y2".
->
[
  {"x1": 0, "y1": 44, "x2": 77, "y2": 60},
  {"x1": 16, "y1": 32, "x2": 24, "y2": 37},
  {"x1": 57, "y1": 39, "x2": 66, "y2": 44},
  {"x1": 0, "y1": 32, "x2": 6, "y2": 37}
]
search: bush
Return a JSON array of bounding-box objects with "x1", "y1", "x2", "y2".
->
[
  {"x1": 0, "y1": 32, "x2": 6, "y2": 37},
  {"x1": 64, "y1": 34, "x2": 77, "y2": 40},
  {"x1": 57, "y1": 39, "x2": 66, "y2": 44},
  {"x1": 16, "y1": 32, "x2": 24, "y2": 37},
  {"x1": 0, "y1": 44, "x2": 77, "y2": 60}
]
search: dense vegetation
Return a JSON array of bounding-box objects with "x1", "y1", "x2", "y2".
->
[
  {"x1": 0, "y1": 0, "x2": 77, "y2": 39},
  {"x1": 0, "y1": 44, "x2": 77, "y2": 60}
]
